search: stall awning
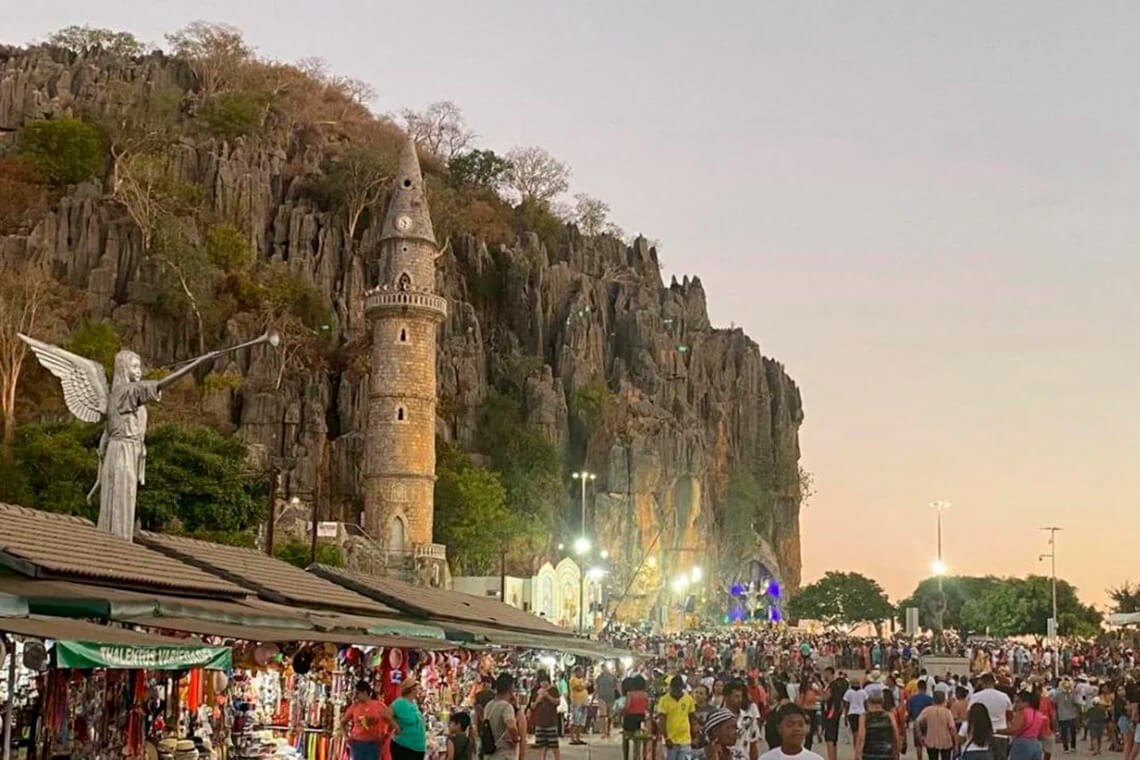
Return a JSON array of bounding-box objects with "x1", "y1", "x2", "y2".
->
[
  {"x1": 122, "y1": 615, "x2": 454, "y2": 650},
  {"x1": 242, "y1": 599, "x2": 448, "y2": 640},
  {"x1": 0, "y1": 576, "x2": 311, "y2": 629},
  {"x1": 0, "y1": 615, "x2": 231, "y2": 669},
  {"x1": 442, "y1": 622, "x2": 613, "y2": 658}
]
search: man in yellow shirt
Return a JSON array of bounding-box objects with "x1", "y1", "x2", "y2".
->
[
  {"x1": 568, "y1": 666, "x2": 589, "y2": 745},
  {"x1": 656, "y1": 676, "x2": 696, "y2": 760}
]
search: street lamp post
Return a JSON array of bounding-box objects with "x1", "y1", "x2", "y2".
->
[
  {"x1": 930, "y1": 500, "x2": 951, "y2": 649},
  {"x1": 571, "y1": 471, "x2": 596, "y2": 536},
  {"x1": 1040, "y1": 526, "x2": 1062, "y2": 679},
  {"x1": 574, "y1": 537, "x2": 591, "y2": 634}
]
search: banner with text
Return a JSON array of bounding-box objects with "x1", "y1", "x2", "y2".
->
[{"x1": 55, "y1": 641, "x2": 231, "y2": 670}]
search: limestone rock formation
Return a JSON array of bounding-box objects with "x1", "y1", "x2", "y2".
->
[{"x1": 0, "y1": 44, "x2": 804, "y2": 614}]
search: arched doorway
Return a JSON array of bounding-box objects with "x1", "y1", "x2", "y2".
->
[{"x1": 388, "y1": 515, "x2": 406, "y2": 553}]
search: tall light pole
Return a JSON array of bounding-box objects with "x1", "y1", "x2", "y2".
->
[
  {"x1": 574, "y1": 537, "x2": 591, "y2": 634},
  {"x1": 930, "y1": 500, "x2": 951, "y2": 649},
  {"x1": 571, "y1": 470, "x2": 596, "y2": 536},
  {"x1": 1040, "y1": 526, "x2": 1062, "y2": 679}
]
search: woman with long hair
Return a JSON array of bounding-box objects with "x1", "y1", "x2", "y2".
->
[{"x1": 961, "y1": 703, "x2": 995, "y2": 760}]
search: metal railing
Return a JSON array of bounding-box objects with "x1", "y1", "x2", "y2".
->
[{"x1": 363, "y1": 290, "x2": 447, "y2": 317}]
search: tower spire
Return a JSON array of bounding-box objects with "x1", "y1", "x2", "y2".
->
[{"x1": 380, "y1": 137, "x2": 436, "y2": 245}]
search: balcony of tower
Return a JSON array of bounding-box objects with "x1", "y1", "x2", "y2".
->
[{"x1": 363, "y1": 287, "x2": 448, "y2": 321}]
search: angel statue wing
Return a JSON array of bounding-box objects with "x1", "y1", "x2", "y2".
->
[{"x1": 17, "y1": 334, "x2": 109, "y2": 423}]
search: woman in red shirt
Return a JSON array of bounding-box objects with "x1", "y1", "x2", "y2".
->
[{"x1": 342, "y1": 681, "x2": 393, "y2": 760}]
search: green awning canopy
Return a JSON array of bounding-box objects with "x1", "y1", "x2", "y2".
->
[
  {"x1": 1, "y1": 615, "x2": 230, "y2": 670},
  {"x1": 367, "y1": 618, "x2": 447, "y2": 640},
  {"x1": 55, "y1": 640, "x2": 231, "y2": 670}
]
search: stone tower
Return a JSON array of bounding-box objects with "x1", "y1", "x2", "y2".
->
[{"x1": 362, "y1": 138, "x2": 448, "y2": 579}]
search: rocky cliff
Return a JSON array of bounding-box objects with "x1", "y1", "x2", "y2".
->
[{"x1": 0, "y1": 44, "x2": 804, "y2": 616}]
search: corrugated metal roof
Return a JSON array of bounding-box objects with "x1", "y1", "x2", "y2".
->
[
  {"x1": 0, "y1": 504, "x2": 246, "y2": 597},
  {"x1": 136, "y1": 532, "x2": 397, "y2": 616},
  {"x1": 310, "y1": 565, "x2": 575, "y2": 637}
]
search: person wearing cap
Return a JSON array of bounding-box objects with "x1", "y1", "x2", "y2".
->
[
  {"x1": 390, "y1": 678, "x2": 427, "y2": 760},
  {"x1": 704, "y1": 708, "x2": 739, "y2": 760}
]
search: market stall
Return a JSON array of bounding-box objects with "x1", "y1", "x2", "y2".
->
[{"x1": 1, "y1": 615, "x2": 231, "y2": 760}]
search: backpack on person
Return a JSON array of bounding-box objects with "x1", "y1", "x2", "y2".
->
[{"x1": 478, "y1": 718, "x2": 496, "y2": 756}]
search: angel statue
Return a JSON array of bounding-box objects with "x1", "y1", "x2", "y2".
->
[{"x1": 18, "y1": 331, "x2": 279, "y2": 540}]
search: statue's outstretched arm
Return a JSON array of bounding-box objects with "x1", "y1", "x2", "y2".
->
[{"x1": 156, "y1": 350, "x2": 219, "y2": 391}]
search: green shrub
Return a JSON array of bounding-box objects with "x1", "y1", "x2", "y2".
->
[
  {"x1": 198, "y1": 91, "x2": 267, "y2": 138},
  {"x1": 18, "y1": 117, "x2": 105, "y2": 186},
  {"x1": 66, "y1": 319, "x2": 121, "y2": 373},
  {"x1": 512, "y1": 197, "x2": 564, "y2": 254},
  {"x1": 275, "y1": 539, "x2": 344, "y2": 569},
  {"x1": 205, "y1": 223, "x2": 253, "y2": 272}
]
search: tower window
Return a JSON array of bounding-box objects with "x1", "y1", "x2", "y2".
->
[
  {"x1": 402, "y1": 178, "x2": 412, "y2": 188},
  {"x1": 396, "y1": 407, "x2": 406, "y2": 421},
  {"x1": 398, "y1": 272, "x2": 411, "y2": 291},
  {"x1": 399, "y1": 328, "x2": 408, "y2": 343}
]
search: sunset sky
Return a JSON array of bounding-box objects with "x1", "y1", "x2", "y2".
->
[{"x1": 10, "y1": 1, "x2": 1138, "y2": 608}]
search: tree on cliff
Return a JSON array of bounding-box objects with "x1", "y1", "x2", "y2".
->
[
  {"x1": 788, "y1": 571, "x2": 894, "y2": 630},
  {"x1": 323, "y1": 145, "x2": 395, "y2": 248},
  {"x1": 48, "y1": 25, "x2": 145, "y2": 58},
  {"x1": 433, "y1": 442, "x2": 515, "y2": 575},
  {"x1": 165, "y1": 21, "x2": 252, "y2": 95},
  {"x1": 572, "y1": 193, "x2": 611, "y2": 235},
  {"x1": 448, "y1": 149, "x2": 511, "y2": 191},
  {"x1": 504, "y1": 146, "x2": 570, "y2": 202},
  {"x1": 0, "y1": 257, "x2": 66, "y2": 458},
  {"x1": 402, "y1": 101, "x2": 475, "y2": 161}
]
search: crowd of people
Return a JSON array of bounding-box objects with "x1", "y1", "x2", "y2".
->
[{"x1": 340, "y1": 630, "x2": 1140, "y2": 760}]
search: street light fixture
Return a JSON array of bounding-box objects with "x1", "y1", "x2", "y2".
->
[
  {"x1": 573, "y1": 536, "x2": 591, "y2": 556},
  {"x1": 690, "y1": 566, "x2": 703, "y2": 583},
  {"x1": 931, "y1": 559, "x2": 946, "y2": 576},
  {"x1": 571, "y1": 471, "x2": 597, "y2": 536}
]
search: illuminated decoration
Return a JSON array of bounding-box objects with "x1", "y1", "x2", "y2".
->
[
  {"x1": 730, "y1": 583, "x2": 745, "y2": 596},
  {"x1": 768, "y1": 580, "x2": 781, "y2": 598},
  {"x1": 769, "y1": 607, "x2": 781, "y2": 622}
]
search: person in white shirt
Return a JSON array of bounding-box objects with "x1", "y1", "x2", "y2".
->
[
  {"x1": 968, "y1": 674, "x2": 1012, "y2": 760},
  {"x1": 844, "y1": 685, "x2": 868, "y2": 738},
  {"x1": 759, "y1": 704, "x2": 825, "y2": 760}
]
